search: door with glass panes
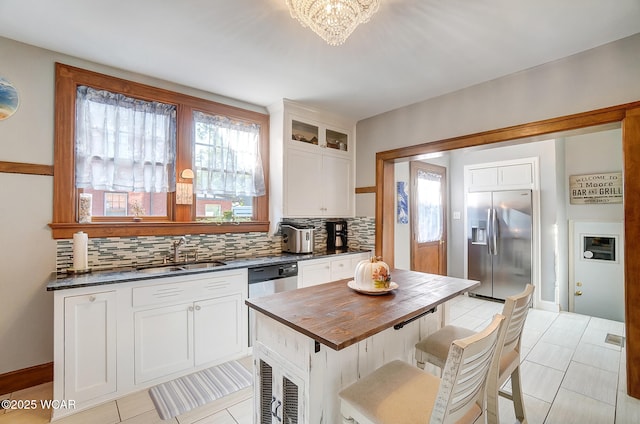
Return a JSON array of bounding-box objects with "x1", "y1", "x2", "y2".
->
[{"x1": 410, "y1": 162, "x2": 447, "y2": 275}]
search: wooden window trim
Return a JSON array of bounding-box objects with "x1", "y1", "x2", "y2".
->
[{"x1": 50, "y1": 63, "x2": 269, "y2": 239}]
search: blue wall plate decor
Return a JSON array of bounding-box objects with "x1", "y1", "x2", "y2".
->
[{"x1": 0, "y1": 77, "x2": 19, "y2": 120}]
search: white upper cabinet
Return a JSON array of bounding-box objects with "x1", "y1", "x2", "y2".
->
[
  {"x1": 468, "y1": 161, "x2": 534, "y2": 192},
  {"x1": 269, "y1": 100, "x2": 355, "y2": 222}
]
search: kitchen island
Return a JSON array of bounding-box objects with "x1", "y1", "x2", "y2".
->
[{"x1": 245, "y1": 268, "x2": 479, "y2": 424}]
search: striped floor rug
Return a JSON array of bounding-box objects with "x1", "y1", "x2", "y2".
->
[{"x1": 149, "y1": 360, "x2": 253, "y2": 420}]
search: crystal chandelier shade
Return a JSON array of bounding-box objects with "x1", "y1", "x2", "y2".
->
[{"x1": 285, "y1": 0, "x2": 381, "y2": 46}]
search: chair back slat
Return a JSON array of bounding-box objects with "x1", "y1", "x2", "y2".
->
[
  {"x1": 501, "y1": 285, "x2": 534, "y2": 354},
  {"x1": 430, "y1": 314, "x2": 505, "y2": 424}
]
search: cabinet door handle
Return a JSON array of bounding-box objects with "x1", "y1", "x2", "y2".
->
[
  {"x1": 273, "y1": 399, "x2": 282, "y2": 422},
  {"x1": 271, "y1": 396, "x2": 277, "y2": 418},
  {"x1": 88, "y1": 295, "x2": 96, "y2": 302},
  {"x1": 195, "y1": 305, "x2": 201, "y2": 311},
  {"x1": 188, "y1": 306, "x2": 194, "y2": 312}
]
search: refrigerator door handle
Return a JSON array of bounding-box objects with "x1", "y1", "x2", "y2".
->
[
  {"x1": 490, "y1": 208, "x2": 498, "y2": 255},
  {"x1": 486, "y1": 208, "x2": 493, "y2": 255}
]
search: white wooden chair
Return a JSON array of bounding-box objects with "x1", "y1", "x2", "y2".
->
[
  {"x1": 415, "y1": 284, "x2": 535, "y2": 424},
  {"x1": 338, "y1": 314, "x2": 505, "y2": 424}
]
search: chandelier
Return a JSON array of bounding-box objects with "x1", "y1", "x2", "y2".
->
[{"x1": 285, "y1": 0, "x2": 381, "y2": 46}]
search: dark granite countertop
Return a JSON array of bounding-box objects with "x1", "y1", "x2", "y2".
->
[{"x1": 46, "y1": 249, "x2": 371, "y2": 291}]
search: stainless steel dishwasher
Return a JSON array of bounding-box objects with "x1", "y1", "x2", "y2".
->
[{"x1": 247, "y1": 261, "x2": 299, "y2": 346}]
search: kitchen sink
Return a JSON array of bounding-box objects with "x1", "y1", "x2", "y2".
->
[
  {"x1": 136, "y1": 260, "x2": 226, "y2": 274},
  {"x1": 181, "y1": 261, "x2": 226, "y2": 270},
  {"x1": 136, "y1": 265, "x2": 185, "y2": 274}
]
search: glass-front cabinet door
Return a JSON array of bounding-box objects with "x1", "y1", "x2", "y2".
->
[
  {"x1": 325, "y1": 128, "x2": 348, "y2": 152},
  {"x1": 291, "y1": 120, "x2": 319, "y2": 146},
  {"x1": 289, "y1": 116, "x2": 349, "y2": 153}
]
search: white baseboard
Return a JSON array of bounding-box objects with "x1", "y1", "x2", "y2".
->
[{"x1": 535, "y1": 299, "x2": 560, "y2": 313}]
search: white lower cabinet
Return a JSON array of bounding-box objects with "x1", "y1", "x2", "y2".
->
[
  {"x1": 63, "y1": 291, "x2": 117, "y2": 403},
  {"x1": 134, "y1": 292, "x2": 244, "y2": 384},
  {"x1": 298, "y1": 252, "x2": 370, "y2": 287},
  {"x1": 53, "y1": 268, "x2": 248, "y2": 420},
  {"x1": 298, "y1": 259, "x2": 331, "y2": 287},
  {"x1": 194, "y1": 293, "x2": 244, "y2": 366},
  {"x1": 134, "y1": 302, "x2": 194, "y2": 384},
  {"x1": 133, "y1": 271, "x2": 247, "y2": 384},
  {"x1": 255, "y1": 344, "x2": 305, "y2": 424},
  {"x1": 330, "y1": 257, "x2": 354, "y2": 280}
]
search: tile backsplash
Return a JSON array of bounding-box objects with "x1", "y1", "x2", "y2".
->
[{"x1": 55, "y1": 217, "x2": 376, "y2": 272}]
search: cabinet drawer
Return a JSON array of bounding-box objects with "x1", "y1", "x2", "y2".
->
[
  {"x1": 198, "y1": 272, "x2": 245, "y2": 297},
  {"x1": 132, "y1": 282, "x2": 194, "y2": 307},
  {"x1": 331, "y1": 258, "x2": 353, "y2": 280},
  {"x1": 299, "y1": 260, "x2": 331, "y2": 288}
]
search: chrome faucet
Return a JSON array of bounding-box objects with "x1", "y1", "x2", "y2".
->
[{"x1": 172, "y1": 236, "x2": 187, "y2": 262}]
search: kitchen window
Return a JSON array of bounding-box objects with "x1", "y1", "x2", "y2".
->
[
  {"x1": 50, "y1": 63, "x2": 269, "y2": 239},
  {"x1": 104, "y1": 193, "x2": 128, "y2": 216},
  {"x1": 192, "y1": 110, "x2": 266, "y2": 220}
]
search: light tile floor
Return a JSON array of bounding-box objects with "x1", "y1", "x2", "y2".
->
[
  {"x1": 447, "y1": 294, "x2": 640, "y2": 424},
  {"x1": 0, "y1": 356, "x2": 254, "y2": 424},
  {"x1": 2, "y1": 295, "x2": 640, "y2": 423}
]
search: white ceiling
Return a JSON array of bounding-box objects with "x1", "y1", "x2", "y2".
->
[{"x1": 1, "y1": 0, "x2": 639, "y2": 121}]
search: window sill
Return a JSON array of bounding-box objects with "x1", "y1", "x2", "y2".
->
[{"x1": 49, "y1": 221, "x2": 270, "y2": 239}]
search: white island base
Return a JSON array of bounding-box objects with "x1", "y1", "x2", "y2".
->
[{"x1": 252, "y1": 307, "x2": 444, "y2": 424}]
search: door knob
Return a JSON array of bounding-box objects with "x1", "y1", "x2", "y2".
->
[{"x1": 575, "y1": 290, "x2": 583, "y2": 296}]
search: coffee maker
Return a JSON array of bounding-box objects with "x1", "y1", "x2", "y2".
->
[{"x1": 326, "y1": 220, "x2": 348, "y2": 251}]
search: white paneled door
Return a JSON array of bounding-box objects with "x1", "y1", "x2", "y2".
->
[{"x1": 570, "y1": 221, "x2": 624, "y2": 322}]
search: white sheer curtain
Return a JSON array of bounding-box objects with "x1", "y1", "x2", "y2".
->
[
  {"x1": 416, "y1": 169, "x2": 443, "y2": 243},
  {"x1": 193, "y1": 111, "x2": 266, "y2": 197},
  {"x1": 75, "y1": 86, "x2": 176, "y2": 192}
]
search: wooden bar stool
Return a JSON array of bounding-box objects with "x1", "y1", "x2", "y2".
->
[
  {"x1": 415, "y1": 284, "x2": 535, "y2": 424},
  {"x1": 339, "y1": 314, "x2": 505, "y2": 424}
]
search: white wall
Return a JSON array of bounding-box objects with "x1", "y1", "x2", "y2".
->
[
  {"x1": 1, "y1": 39, "x2": 58, "y2": 373},
  {"x1": 355, "y1": 33, "x2": 639, "y2": 310},
  {"x1": 563, "y1": 129, "x2": 623, "y2": 221},
  {"x1": 355, "y1": 33, "x2": 640, "y2": 195},
  {"x1": 0, "y1": 36, "x2": 266, "y2": 375},
  {"x1": 0, "y1": 173, "x2": 55, "y2": 372}
]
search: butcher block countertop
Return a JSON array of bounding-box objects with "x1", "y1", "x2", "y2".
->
[{"x1": 245, "y1": 268, "x2": 480, "y2": 351}]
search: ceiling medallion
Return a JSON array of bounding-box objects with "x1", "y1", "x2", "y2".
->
[{"x1": 286, "y1": 0, "x2": 381, "y2": 46}]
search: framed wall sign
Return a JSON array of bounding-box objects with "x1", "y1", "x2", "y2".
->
[{"x1": 569, "y1": 172, "x2": 623, "y2": 204}]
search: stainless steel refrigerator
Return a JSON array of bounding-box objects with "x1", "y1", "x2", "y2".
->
[{"x1": 467, "y1": 189, "x2": 532, "y2": 300}]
